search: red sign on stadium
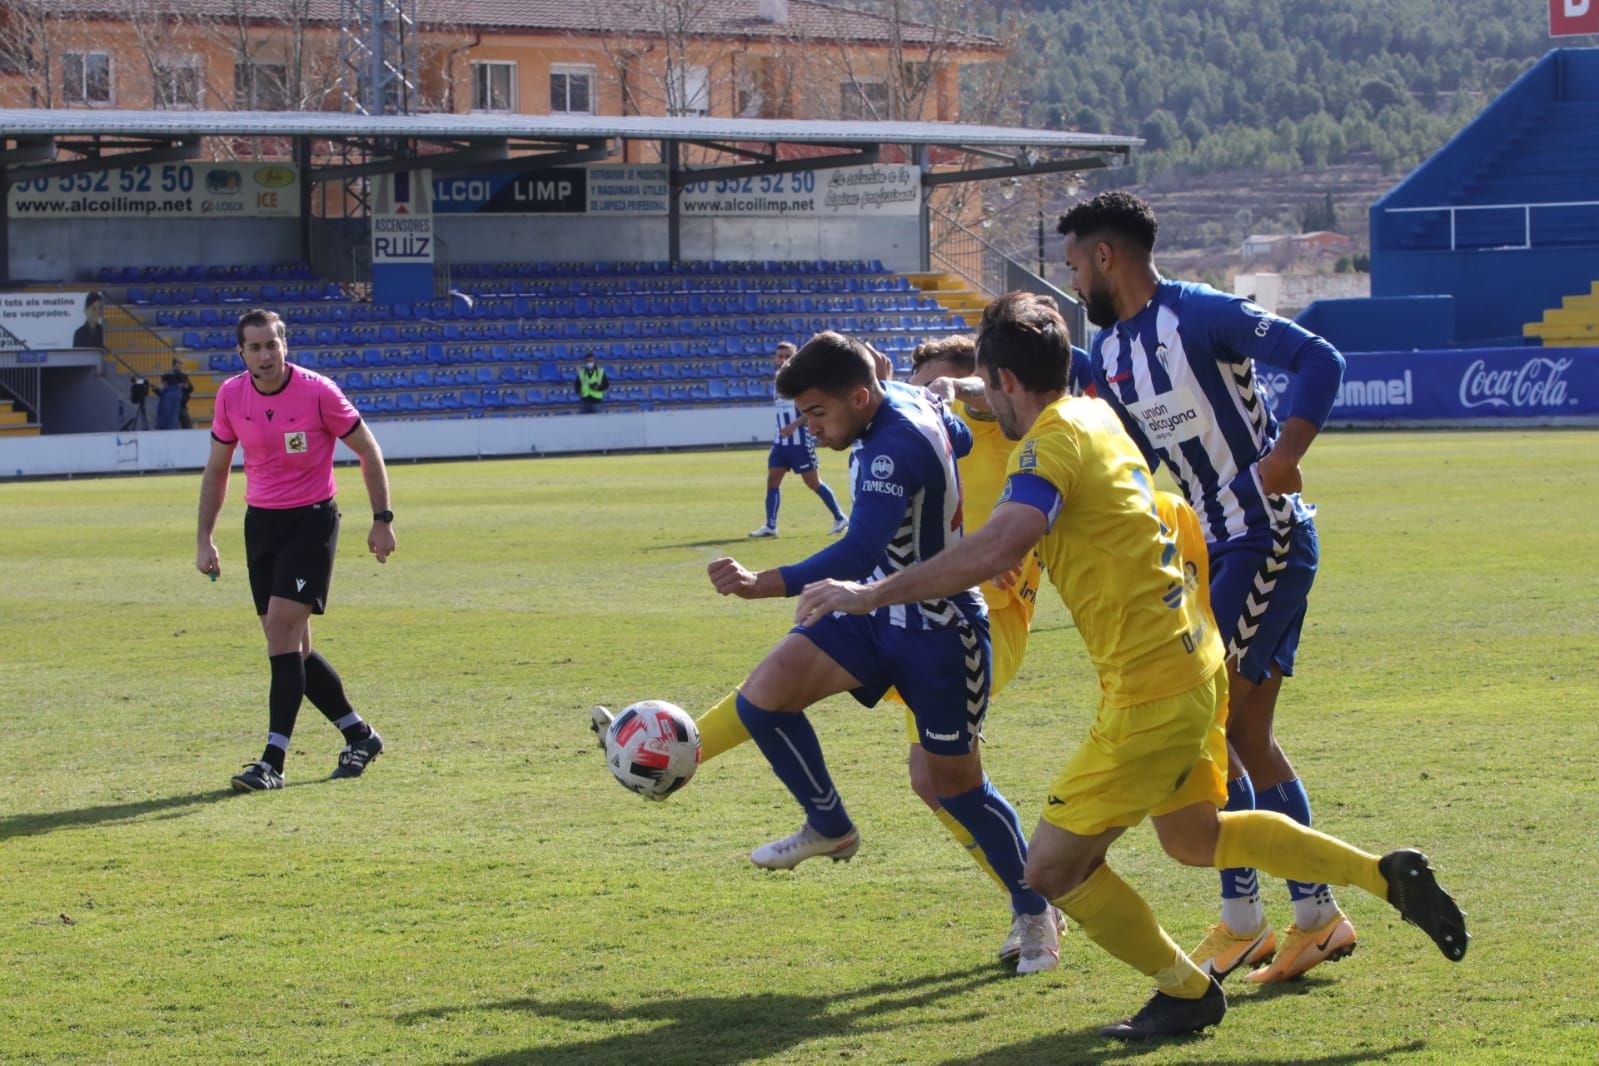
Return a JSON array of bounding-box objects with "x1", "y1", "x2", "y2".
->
[{"x1": 1551, "y1": 0, "x2": 1599, "y2": 36}]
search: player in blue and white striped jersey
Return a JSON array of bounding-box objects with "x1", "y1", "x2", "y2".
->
[
  {"x1": 1059, "y1": 191, "x2": 1354, "y2": 985},
  {"x1": 749, "y1": 341, "x2": 849, "y2": 539},
  {"x1": 705, "y1": 330, "x2": 1059, "y2": 973}
]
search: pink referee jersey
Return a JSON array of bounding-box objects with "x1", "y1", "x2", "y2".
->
[{"x1": 211, "y1": 365, "x2": 362, "y2": 509}]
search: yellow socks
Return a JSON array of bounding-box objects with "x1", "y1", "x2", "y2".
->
[
  {"x1": 934, "y1": 806, "x2": 1008, "y2": 894},
  {"x1": 1214, "y1": 810, "x2": 1388, "y2": 899},
  {"x1": 694, "y1": 691, "x2": 750, "y2": 763},
  {"x1": 1055, "y1": 864, "x2": 1210, "y2": 999}
]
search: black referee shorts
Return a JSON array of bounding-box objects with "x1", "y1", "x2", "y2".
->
[{"x1": 244, "y1": 498, "x2": 340, "y2": 617}]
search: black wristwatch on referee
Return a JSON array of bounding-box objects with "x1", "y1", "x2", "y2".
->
[{"x1": 373, "y1": 510, "x2": 394, "y2": 524}]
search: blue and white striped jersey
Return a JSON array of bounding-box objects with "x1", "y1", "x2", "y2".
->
[
  {"x1": 780, "y1": 380, "x2": 984, "y2": 630},
  {"x1": 773, "y1": 385, "x2": 813, "y2": 446},
  {"x1": 1090, "y1": 279, "x2": 1345, "y2": 546}
]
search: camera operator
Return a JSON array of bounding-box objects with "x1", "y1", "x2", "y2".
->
[{"x1": 157, "y1": 357, "x2": 194, "y2": 429}]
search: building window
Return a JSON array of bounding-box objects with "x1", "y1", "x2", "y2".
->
[
  {"x1": 472, "y1": 61, "x2": 516, "y2": 112},
  {"x1": 235, "y1": 61, "x2": 290, "y2": 110},
  {"x1": 550, "y1": 64, "x2": 593, "y2": 114},
  {"x1": 841, "y1": 79, "x2": 888, "y2": 120},
  {"x1": 154, "y1": 55, "x2": 203, "y2": 109},
  {"x1": 670, "y1": 64, "x2": 709, "y2": 116},
  {"x1": 64, "y1": 51, "x2": 112, "y2": 105}
]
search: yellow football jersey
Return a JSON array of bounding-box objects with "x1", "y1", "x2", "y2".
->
[
  {"x1": 1156, "y1": 489, "x2": 1213, "y2": 623},
  {"x1": 1001, "y1": 396, "x2": 1222, "y2": 707},
  {"x1": 956, "y1": 400, "x2": 1044, "y2": 615}
]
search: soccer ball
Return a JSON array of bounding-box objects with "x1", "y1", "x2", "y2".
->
[{"x1": 603, "y1": 700, "x2": 701, "y2": 801}]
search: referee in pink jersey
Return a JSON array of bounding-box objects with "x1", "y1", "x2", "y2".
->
[{"x1": 196, "y1": 308, "x2": 396, "y2": 791}]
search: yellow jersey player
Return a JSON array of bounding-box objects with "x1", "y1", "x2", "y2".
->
[{"x1": 797, "y1": 292, "x2": 1467, "y2": 1041}]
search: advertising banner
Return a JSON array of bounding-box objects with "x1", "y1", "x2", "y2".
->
[
  {"x1": 432, "y1": 167, "x2": 591, "y2": 214},
  {"x1": 372, "y1": 170, "x2": 434, "y2": 264},
  {"x1": 430, "y1": 162, "x2": 920, "y2": 217},
  {"x1": 7, "y1": 163, "x2": 299, "y2": 219},
  {"x1": 1550, "y1": 0, "x2": 1599, "y2": 36},
  {"x1": 0, "y1": 292, "x2": 99, "y2": 350},
  {"x1": 1259, "y1": 347, "x2": 1599, "y2": 422}
]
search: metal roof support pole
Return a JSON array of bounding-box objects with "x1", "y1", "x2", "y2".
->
[
  {"x1": 914, "y1": 143, "x2": 930, "y2": 272},
  {"x1": 666, "y1": 139, "x2": 682, "y2": 265},
  {"x1": 295, "y1": 137, "x2": 312, "y2": 268},
  {"x1": 0, "y1": 181, "x2": 9, "y2": 283}
]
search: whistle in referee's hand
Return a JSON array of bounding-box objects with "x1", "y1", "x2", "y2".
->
[{"x1": 209, "y1": 569, "x2": 218, "y2": 582}]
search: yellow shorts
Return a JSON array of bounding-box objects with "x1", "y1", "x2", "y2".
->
[
  {"x1": 1040, "y1": 666, "x2": 1230, "y2": 837},
  {"x1": 896, "y1": 587, "x2": 1033, "y2": 744}
]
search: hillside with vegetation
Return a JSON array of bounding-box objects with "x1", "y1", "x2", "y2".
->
[{"x1": 963, "y1": 0, "x2": 1572, "y2": 273}]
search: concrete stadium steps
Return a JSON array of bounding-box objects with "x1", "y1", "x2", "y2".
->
[
  {"x1": 0, "y1": 404, "x2": 40, "y2": 435},
  {"x1": 1524, "y1": 279, "x2": 1599, "y2": 345},
  {"x1": 903, "y1": 273, "x2": 987, "y2": 318}
]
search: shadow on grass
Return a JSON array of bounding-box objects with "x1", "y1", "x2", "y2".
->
[
  {"x1": 401, "y1": 964, "x2": 1009, "y2": 1065},
  {"x1": 934, "y1": 1033, "x2": 1427, "y2": 1066},
  {"x1": 643, "y1": 537, "x2": 744, "y2": 551},
  {"x1": 1, "y1": 787, "x2": 241, "y2": 839}
]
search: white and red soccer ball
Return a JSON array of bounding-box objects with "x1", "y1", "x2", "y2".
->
[{"x1": 603, "y1": 700, "x2": 701, "y2": 800}]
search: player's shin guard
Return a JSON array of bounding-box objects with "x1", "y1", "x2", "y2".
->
[
  {"x1": 813, "y1": 482, "x2": 844, "y2": 521},
  {"x1": 695, "y1": 691, "x2": 752, "y2": 763},
  {"x1": 1214, "y1": 811, "x2": 1388, "y2": 900},
  {"x1": 736, "y1": 693, "x2": 852, "y2": 838},
  {"x1": 934, "y1": 806, "x2": 1008, "y2": 894},
  {"x1": 265, "y1": 651, "x2": 307, "y2": 771},
  {"x1": 1056, "y1": 864, "x2": 1211, "y2": 999},
  {"x1": 938, "y1": 778, "x2": 1047, "y2": 915}
]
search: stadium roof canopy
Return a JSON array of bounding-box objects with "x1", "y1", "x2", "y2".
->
[{"x1": 0, "y1": 109, "x2": 1138, "y2": 188}]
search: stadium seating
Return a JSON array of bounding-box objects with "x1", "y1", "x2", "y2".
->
[{"x1": 124, "y1": 260, "x2": 972, "y2": 420}]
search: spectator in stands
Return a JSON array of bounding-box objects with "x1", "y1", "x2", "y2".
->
[
  {"x1": 575, "y1": 351, "x2": 609, "y2": 413},
  {"x1": 156, "y1": 357, "x2": 194, "y2": 430},
  {"x1": 196, "y1": 308, "x2": 395, "y2": 793},
  {"x1": 73, "y1": 291, "x2": 105, "y2": 349}
]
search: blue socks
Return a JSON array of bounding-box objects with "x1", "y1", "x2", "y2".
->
[
  {"x1": 938, "y1": 778, "x2": 1047, "y2": 916},
  {"x1": 1255, "y1": 777, "x2": 1325, "y2": 902},
  {"x1": 1218, "y1": 774, "x2": 1263, "y2": 929},
  {"x1": 736, "y1": 693, "x2": 852, "y2": 838},
  {"x1": 813, "y1": 482, "x2": 844, "y2": 521},
  {"x1": 764, "y1": 487, "x2": 780, "y2": 528}
]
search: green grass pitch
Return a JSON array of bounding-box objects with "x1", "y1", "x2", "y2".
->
[{"x1": 2, "y1": 429, "x2": 1597, "y2": 1064}]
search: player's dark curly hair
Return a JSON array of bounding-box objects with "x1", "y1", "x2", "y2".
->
[
  {"x1": 910, "y1": 334, "x2": 977, "y2": 375},
  {"x1": 236, "y1": 308, "x2": 286, "y2": 348},
  {"x1": 777, "y1": 331, "x2": 876, "y2": 399},
  {"x1": 1056, "y1": 190, "x2": 1159, "y2": 253},
  {"x1": 975, "y1": 292, "x2": 1070, "y2": 394}
]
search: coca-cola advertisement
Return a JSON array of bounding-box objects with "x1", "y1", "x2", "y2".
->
[{"x1": 1259, "y1": 348, "x2": 1597, "y2": 423}]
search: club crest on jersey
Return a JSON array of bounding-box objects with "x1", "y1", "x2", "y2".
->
[
  {"x1": 284, "y1": 431, "x2": 308, "y2": 454},
  {"x1": 870, "y1": 454, "x2": 894, "y2": 480}
]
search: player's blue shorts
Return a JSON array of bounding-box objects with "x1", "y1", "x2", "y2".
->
[
  {"x1": 793, "y1": 609, "x2": 991, "y2": 756},
  {"x1": 768, "y1": 438, "x2": 818, "y2": 474},
  {"x1": 1209, "y1": 517, "x2": 1319, "y2": 684}
]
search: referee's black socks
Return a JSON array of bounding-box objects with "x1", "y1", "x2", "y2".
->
[
  {"x1": 304, "y1": 651, "x2": 373, "y2": 743},
  {"x1": 264, "y1": 651, "x2": 308, "y2": 771}
]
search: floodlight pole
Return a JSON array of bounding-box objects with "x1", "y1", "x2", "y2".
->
[{"x1": 915, "y1": 143, "x2": 930, "y2": 272}]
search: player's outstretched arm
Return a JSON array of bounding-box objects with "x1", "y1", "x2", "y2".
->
[
  {"x1": 796, "y1": 502, "x2": 1045, "y2": 624},
  {"x1": 341, "y1": 421, "x2": 395, "y2": 563},
  {"x1": 195, "y1": 436, "x2": 236, "y2": 577}
]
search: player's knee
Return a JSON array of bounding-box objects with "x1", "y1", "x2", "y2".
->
[
  {"x1": 906, "y1": 752, "x2": 940, "y2": 810},
  {"x1": 1023, "y1": 853, "x2": 1081, "y2": 900},
  {"x1": 1153, "y1": 811, "x2": 1220, "y2": 867}
]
